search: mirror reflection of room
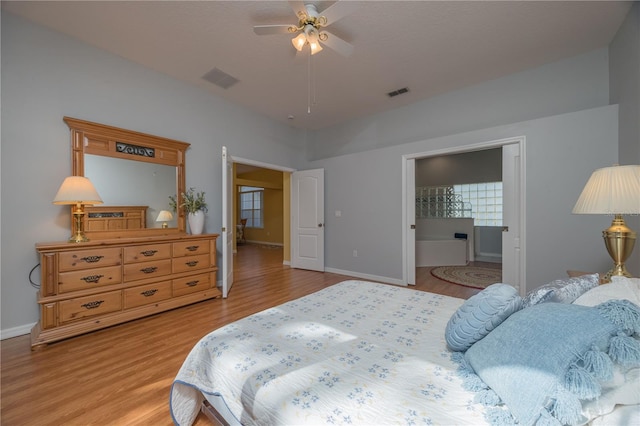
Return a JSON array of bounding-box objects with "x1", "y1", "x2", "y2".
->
[{"x1": 84, "y1": 154, "x2": 177, "y2": 229}]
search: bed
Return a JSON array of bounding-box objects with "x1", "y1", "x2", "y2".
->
[{"x1": 170, "y1": 278, "x2": 640, "y2": 426}]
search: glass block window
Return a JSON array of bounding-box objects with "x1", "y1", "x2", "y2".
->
[
  {"x1": 239, "y1": 186, "x2": 263, "y2": 228},
  {"x1": 453, "y1": 182, "x2": 503, "y2": 226}
]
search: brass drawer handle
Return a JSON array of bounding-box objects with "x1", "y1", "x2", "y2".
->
[
  {"x1": 185, "y1": 260, "x2": 199, "y2": 267},
  {"x1": 140, "y1": 266, "x2": 158, "y2": 274},
  {"x1": 81, "y1": 300, "x2": 104, "y2": 310},
  {"x1": 80, "y1": 274, "x2": 104, "y2": 284},
  {"x1": 80, "y1": 255, "x2": 104, "y2": 263},
  {"x1": 141, "y1": 289, "x2": 158, "y2": 297},
  {"x1": 140, "y1": 250, "x2": 158, "y2": 257},
  {"x1": 186, "y1": 245, "x2": 199, "y2": 252},
  {"x1": 185, "y1": 280, "x2": 199, "y2": 287}
]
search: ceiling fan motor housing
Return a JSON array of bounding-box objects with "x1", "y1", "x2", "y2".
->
[{"x1": 297, "y1": 4, "x2": 327, "y2": 30}]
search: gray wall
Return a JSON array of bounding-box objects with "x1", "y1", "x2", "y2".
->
[
  {"x1": 609, "y1": 2, "x2": 640, "y2": 272},
  {"x1": 308, "y1": 49, "x2": 610, "y2": 161},
  {"x1": 0, "y1": 13, "x2": 307, "y2": 334},
  {"x1": 416, "y1": 148, "x2": 502, "y2": 186},
  {"x1": 312, "y1": 106, "x2": 618, "y2": 286},
  {"x1": 610, "y1": 2, "x2": 640, "y2": 165}
]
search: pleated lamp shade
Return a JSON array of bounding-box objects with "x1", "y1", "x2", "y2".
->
[
  {"x1": 52, "y1": 176, "x2": 103, "y2": 206},
  {"x1": 156, "y1": 210, "x2": 174, "y2": 222},
  {"x1": 573, "y1": 165, "x2": 640, "y2": 215}
]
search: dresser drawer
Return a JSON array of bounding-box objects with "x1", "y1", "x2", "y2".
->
[
  {"x1": 123, "y1": 281, "x2": 172, "y2": 309},
  {"x1": 124, "y1": 259, "x2": 172, "y2": 282},
  {"x1": 58, "y1": 265, "x2": 122, "y2": 293},
  {"x1": 172, "y1": 273, "x2": 211, "y2": 296},
  {"x1": 59, "y1": 290, "x2": 122, "y2": 324},
  {"x1": 173, "y1": 241, "x2": 209, "y2": 257},
  {"x1": 172, "y1": 254, "x2": 210, "y2": 273},
  {"x1": 58, "y1": 248, "x2": 121, "y2": 272},
  {"x1": 123, "y1": 243, "x2": 171, "y2": 263}
]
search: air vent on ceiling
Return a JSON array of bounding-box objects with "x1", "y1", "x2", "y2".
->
[
  {"x1": 387, "y1": 87, "x2": 409, "y2": 98},
  {"x1": 202, "y1": 67, "x2": 239, "y2": 89}
]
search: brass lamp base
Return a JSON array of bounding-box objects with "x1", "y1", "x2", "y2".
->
[
  {"x1": 69, "y1": 209, "x2": 89, "y2": 243},
  {"x1": 602, "y1": 214, "x2": 636, "y2": 282}
]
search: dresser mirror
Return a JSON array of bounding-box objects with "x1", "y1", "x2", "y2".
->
[{"x1": 65, "y1": 116, "x2": 190, "y2": 239}]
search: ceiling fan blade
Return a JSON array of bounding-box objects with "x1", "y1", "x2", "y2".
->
[
  {"x1": 319, "y1": 1, "x2": 359, "y2": 25},
  {"x1": 253, "y1": 25, "x2": 297, "y2": 36},
  {"x1": 319, "y1": 31, "x2": 354, "y2": 57},
  {"x1": 288, "y1": 0, "x2": 308, "y2": 20}
]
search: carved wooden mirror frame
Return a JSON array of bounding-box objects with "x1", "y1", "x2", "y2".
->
[{"x1": 65, "y1": 116, "x2": 189, "y2": 239}]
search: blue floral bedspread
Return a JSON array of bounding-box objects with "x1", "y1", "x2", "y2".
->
[{"x1": 170, "y1": 280, "x2": 487, "y2": 425}]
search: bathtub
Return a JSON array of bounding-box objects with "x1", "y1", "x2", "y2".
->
[{"x1": 416, "y1": 238, "x2": 468, "y2": 267}]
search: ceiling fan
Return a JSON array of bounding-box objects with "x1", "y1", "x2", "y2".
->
[{"x1": 253, "y1": 0, "x2": 357, "y2": 57}]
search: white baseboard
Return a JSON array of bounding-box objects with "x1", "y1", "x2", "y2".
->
[
  {"x1": 324, "y1": 267, "x2": 404, "y2": 286},
  {"x1": 1, "y1": 322, "x2": 35, "y2": 340},
  {"x1": 244, "y1": 240, "x2": 283, "y2": 247},
  {"x1": 475, "y1": 252, "x2": 502, "y2": 263}
]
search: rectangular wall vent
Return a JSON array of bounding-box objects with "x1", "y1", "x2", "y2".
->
[
  {"x1": 202, "y1": 67, "x2": 239, "y2": 89},
  {"x1": 387, "y1": 87, "x2": 409, "y2": 97}
]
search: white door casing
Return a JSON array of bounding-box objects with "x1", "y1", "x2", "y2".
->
[
  {"x1": 291, "y1": 168, "x2": 325, "y2": 272},
  {"x1": 405, "y1": 158, "x2": 416, "y2": 285},
  {"x1": 501, "y1": 142, "x2": 522, "y2": 293},
  {"x1": 221, "y1": 146, "x2": 234, "y2": 298}
]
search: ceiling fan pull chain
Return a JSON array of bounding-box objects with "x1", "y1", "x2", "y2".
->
[
  {"x1": 312, "y1": 53, "x2": 317, "y2": 108},
  {"x1": 308, "y1": 51, "x2": 312, "y2": 114}
]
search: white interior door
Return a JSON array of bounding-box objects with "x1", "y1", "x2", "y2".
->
[
  {"x1": 291, "y1": 168, "x2": 325, "y2": 271},
  {"x1": 405, "y1": 158, "x2": 416, "y2": 285},
  {"x1": 221, "y1": 146, "x2": 234, "y2": 298},
  {"x1": 501, "y1": 143, "x2": 521, "y2": 293}
]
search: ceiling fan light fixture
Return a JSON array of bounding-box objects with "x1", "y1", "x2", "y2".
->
[
  {"x1": 253, "y1": 1, "x2": 356, "y2": 58},
  {"x1": 304, "y1": 25, "x2": 318, "y2": 42},
  {"x1": 309, "y1": 40, "x2": 323, "y2": 55},
  {"x1": 292, "y1": 33, "x2": 306, "y2": 51}
]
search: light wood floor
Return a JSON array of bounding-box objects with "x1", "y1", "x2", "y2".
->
[{"x1": 1, "y1": 244, "x2": 494, "y2": 425}]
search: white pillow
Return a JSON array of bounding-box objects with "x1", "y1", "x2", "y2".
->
[
  {"x1": 582, "y1": 366, "x2": 640, "y2": 423},
  {"x1": 573, "y1": 277, "x2": 640, "y2": 307}
]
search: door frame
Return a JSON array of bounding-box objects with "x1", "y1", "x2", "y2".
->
[
  {"x1": 402, "y1": 136, "x2": 526, "y2": 293},
  {"x1": 229, "y1": 155, "x2": 296, "y2": 260},
  {"x1": 222, "y1": 146, "x2": 234, "y2": 298}
]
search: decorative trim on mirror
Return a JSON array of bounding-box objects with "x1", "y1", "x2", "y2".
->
[{"x1": 116, "y1": 142, "x2": 155, "y2": 158}]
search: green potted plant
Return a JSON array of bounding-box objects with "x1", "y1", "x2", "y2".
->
[{"x1": 170, "y1": 188, "x2": 207, "y2": 234}]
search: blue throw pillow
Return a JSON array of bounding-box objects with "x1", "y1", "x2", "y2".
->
[
  {"x1": 459, "y1": 301, "x2": 640, "y2": 425},
  {"x1": 523, "y1": 273, "x2": 599, "y2": 307},
  {"x1": 445, "y1": 283, "x2": 523, "y2": 352}
]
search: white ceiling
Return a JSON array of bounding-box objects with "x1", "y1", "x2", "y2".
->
[{"x1": 2, "y1": 1, "x2": 633, "y2": 130}]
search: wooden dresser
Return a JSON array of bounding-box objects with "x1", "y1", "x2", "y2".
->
[{"x1": 31, "y1": 234, "x2": 220, "y2": 348}]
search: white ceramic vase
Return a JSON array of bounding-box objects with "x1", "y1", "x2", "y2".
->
[{"x1": 188, "y1": 210, "x2": 205, "y2": 235}]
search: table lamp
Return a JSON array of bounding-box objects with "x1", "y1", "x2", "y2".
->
[
  {"x1": 156, "y1": 210, "x2": 173, "y2": 228},
  {"x1": 572, "y1": 164, "x2": 640, "y2": 281},
  {"x1": 53, "y1": 176, "x2": 103, "y2": 243}
]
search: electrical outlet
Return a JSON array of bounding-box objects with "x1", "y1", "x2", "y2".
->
[{"x1": 353, "y1": 249, "x2": 358, "y2": 257}]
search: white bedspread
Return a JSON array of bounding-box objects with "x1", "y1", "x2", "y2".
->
[{"x1": 170, "y1": 280, "x2": 487, "y2": 425}]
